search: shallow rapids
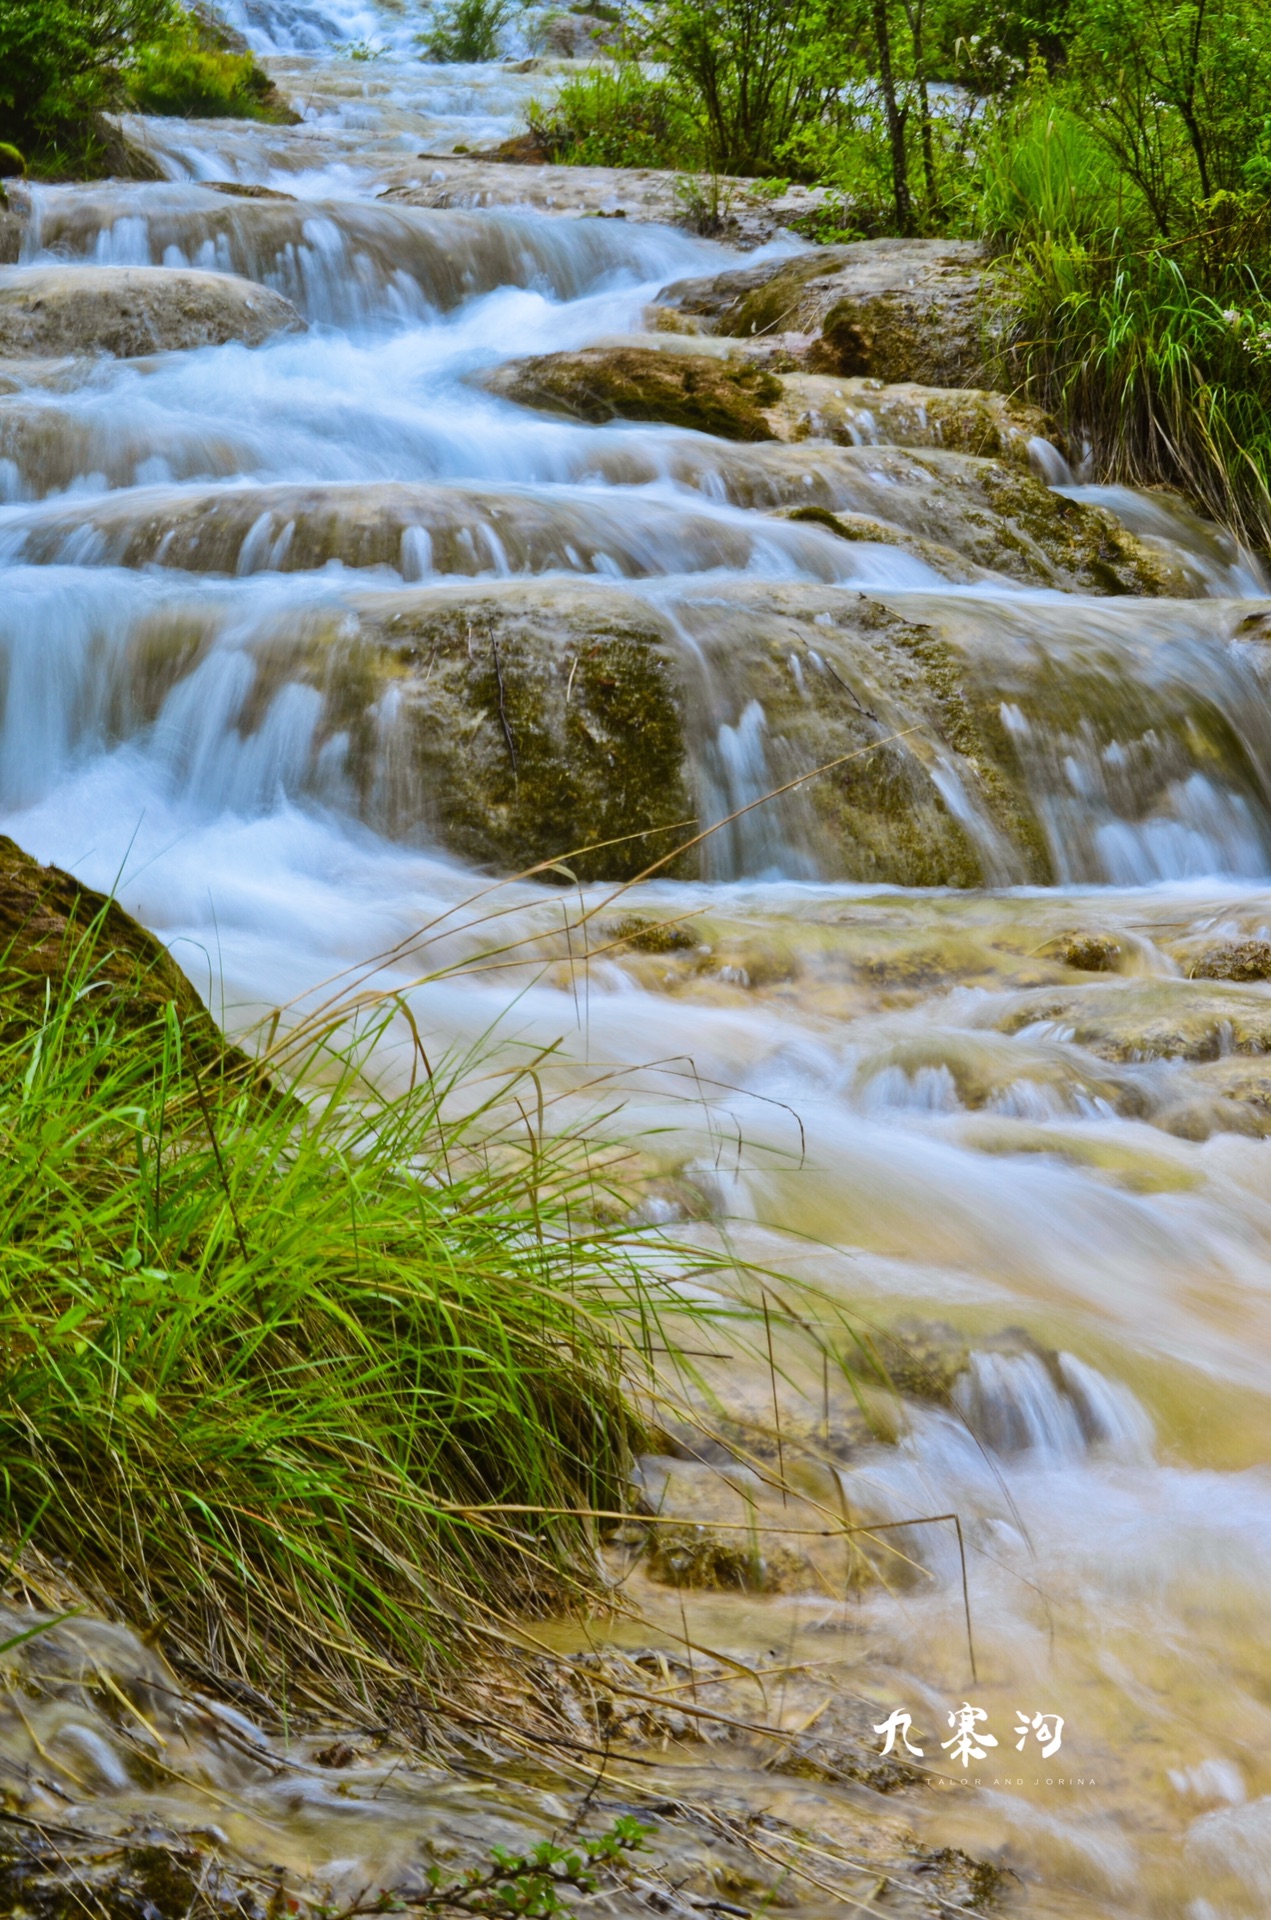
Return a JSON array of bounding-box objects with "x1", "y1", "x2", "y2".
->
[{"x1": 5, "y1": 9, "x2": 1271, "y2": 1918}]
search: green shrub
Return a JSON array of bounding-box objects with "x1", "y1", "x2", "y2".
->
[
  {"x1": 1065, "y1": 0, "x2": 1271, "y2": 237},
  {"x1": 0, "y1": 0, "x2": 174, "y2": 165},
  {"x1": 631, "y1": 0, "x2": 859, "y2": 176},
  {"x1": 128, "y1": 19, "x2": 279, "y2": 118},
  {"x1": 528, "y1": 63, "x2": 700, "y2": 168},
  {"x1": 419, "y1": 0, "x2": 519, "y2": 63}
]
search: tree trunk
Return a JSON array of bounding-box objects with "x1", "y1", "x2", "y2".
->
[{"x1": 871, "y1": 0, "x2": 912, "y2": 234}]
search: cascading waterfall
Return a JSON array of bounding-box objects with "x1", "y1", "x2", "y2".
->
[{"x1": 6, "y1": 9, "x2": 1271, "y2": 1915}]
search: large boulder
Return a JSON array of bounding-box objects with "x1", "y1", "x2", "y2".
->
[
  {"x1": 481, "y1": 345, "x2": 784, "y2": 440},
  {"x1": 652, "y1": 238, "x2": 990, "y2": 386},
  {"x1": 0, "y1": 265, "x2": 305, "y2": 358}
]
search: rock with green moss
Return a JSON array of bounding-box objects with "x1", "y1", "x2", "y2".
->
[
  {"x1": 993, "y1": 978, "x2": 1271, "y2": 1062},
  {"x1": 477, "y1": 349, "x2": 1179, "y2": 593},
  {"x1": 653, "y1": 237, "x2": 992, "y2": 386},
  {"x1": 1189, "y1": 939, "x2": 1271, "y2": 981},
  {"x1": 333, "y1": 586, "x2": 697, "y2": 882},
  {"x1": 484, "y1": 337, "x2": 1059, "y2": 468},
  {"x1": 769, "y1": 370, "x2": 1057, "y2": 469},
  {"x1": 481, "y1": 345, "x2": 783, "y2": 440},
  {"x1": 76, "y1": 581, "x2": 1262, "y2": 890},
  {"x1": 0, "y1": 835, "x2": 224, "y2": 1056}
]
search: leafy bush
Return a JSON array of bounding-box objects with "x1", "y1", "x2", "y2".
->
[
  {"x1": 631, "y1": 0, "x2": 859, "y2": 176},
  {"x1": 528, "y1": 63, "x2": 700, "y2": 168},
  {"x1": 420, "y1": 0, "x2": 519, "y2": 63},
  {"x1": 0, "y1": 0, "x2": 289, "y2": 169},
  {"x1": 0, "y1": 0, "x2": 174, "y2": 164},
  {"x1": 1066, "y1": 0, "x2": 1270, "y2": 235},
  {"x1": 128, "y1": 18, "x2": 281, "y2": 118}
]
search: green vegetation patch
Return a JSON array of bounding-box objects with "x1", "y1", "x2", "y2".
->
[
  {"x1": 0, "y1": 844, "x2": 653, "y2": 1716},
  {"x1": 0, "y1": 0, "x2": 292, "y2": 176}
]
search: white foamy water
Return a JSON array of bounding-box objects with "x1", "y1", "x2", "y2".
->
[{"x1": 4, "y1": 12, "x2": 1271, "y2": 1913}]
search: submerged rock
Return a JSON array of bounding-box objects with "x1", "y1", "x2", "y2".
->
[
  {"x1": 769, "y1": 370, "x2": 1057, "y2": 468},
  {"x1": 1057, "y1": 931, "x2": 1124, "y2": 972},
  {"x1": 0, "y1": 265, "x2": 305, "y2": 358},
  {"x1": 653, "y1": 238, "x2": 991, "y2": 386},
  {"x1": 1189, "y1": 939, "x2": 1271, "y2": 981},
  {"x1": 994, "y1": 979, "x2": 1271, "y2": 1062}
]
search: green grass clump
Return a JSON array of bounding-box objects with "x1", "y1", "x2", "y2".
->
[
  {"x1": 976, "y1": 89, "x2": 1271, "y2": 550},
  {"x1": 0, "y1": 912, "x2": 651, "y2": 1718}
]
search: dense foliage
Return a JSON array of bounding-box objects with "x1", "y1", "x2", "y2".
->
[
  {"x1": 419, "y1": 0, "x2": 520, "y2": 62},
  {"x1": 0, "y1": 0, "x2": 287, "y2": 172},
  {"x1": 0, "y1": 0, "x2": 173, "y2": 164}
]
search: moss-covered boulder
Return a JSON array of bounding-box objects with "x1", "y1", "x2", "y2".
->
[
  {"x1": 0, "y1": 835, "x2": 223, "y2": 1053},
  {"x1": 653, "y1": 237, "x2": 991, "y2": 386},
  {"x1": 320, "y1": 587, "x2": 696, "y2": 881},
  {"x1": 773, "y1": 453, "x2": 1191, "y2": 596},
  {"x1": 769, "y1": 371, "x2": 1056, "y2": 468},
  {"x1": 481, "y1": 345, "x2": 783, "y2": 440},
  {"x1": 77, "y1": 582, "x2": 1266, "y2": 889}
]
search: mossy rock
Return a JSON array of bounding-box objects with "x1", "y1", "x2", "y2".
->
[
  {"x1": 995, "y1": 979, "x2": 1271, "y2": 1062},
  {"x1": 351, "y1": 591, "x2": 696, "y2": 881},
  {"x1": 1189, "y1": 939, "x2": 1271, "y2": 981},
  {"x1": 1056, "y1": 931, "x2": 1123, "y2": 973},
  {"x1": 482, "y1": 346, "x2": 783, "y2": 440},
  {"x1": 769, "y1": 370, "x2": 1058, "y2": 469},
  {"x1": 608, "y1": 913, "x2": 699, "y2": 952},
  {"x1": 654, "y1": 238, "x2": 991, "y2": 387},
  {"x1": 0, "y1": 835, "x2": 228, "y2": 1063},
  {"x1": 644, "y1": 1522, "x2": 816, "y2": 1592}
]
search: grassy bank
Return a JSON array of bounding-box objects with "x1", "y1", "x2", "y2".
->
[
  {"x1": 0, "y1": 848, "x2": 662, "y2": 1719},
  {"x1": 532, "y1": 0, "x2": 1271, "y2": 550}
]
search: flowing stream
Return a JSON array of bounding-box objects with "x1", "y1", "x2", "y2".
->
[{"x1": 5, "y1": 10, "x2": 1271, "y2": 1918}]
